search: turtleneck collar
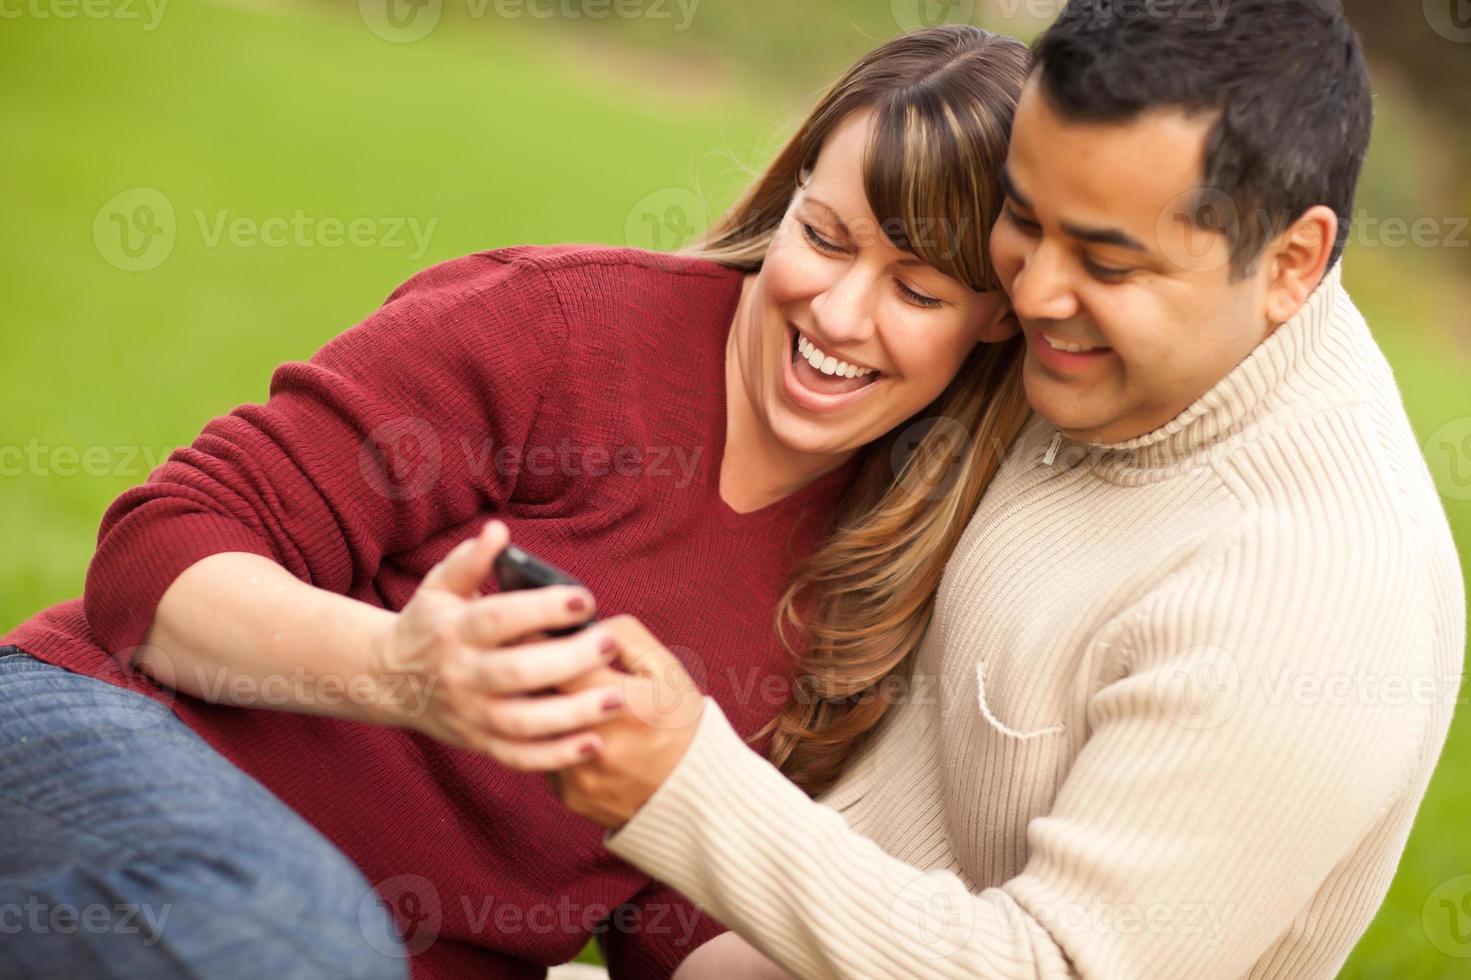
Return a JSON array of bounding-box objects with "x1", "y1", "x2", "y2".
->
[{"x1": 1037, "y1": 260, "x2": 1355, "y2": 476}]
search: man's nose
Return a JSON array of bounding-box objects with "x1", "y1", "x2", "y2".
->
[{"x1": 1009, "y1": 240, "x2": 1080, "y2": 324}]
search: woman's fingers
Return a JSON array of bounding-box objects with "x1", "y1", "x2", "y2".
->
[
  {"x1": 481, "y1": 686, "x2": 626, "y2": 740},
  {"x1": 421, "y1": 520, "x2": 508, "y2": 599},
  {"x1": 480, "y1": 730, "x2": 603, "y2": 771},
  {"x1": 461, "y1": 628, "x2": 619, "y2": 695},
  {"x1": 455, "y1": 586, "x2": 595, "y2": 648}
]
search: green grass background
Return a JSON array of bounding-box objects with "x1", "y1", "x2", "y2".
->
[{"x1": 1, "y1": 2, "x2": 1467, "y2": 975}]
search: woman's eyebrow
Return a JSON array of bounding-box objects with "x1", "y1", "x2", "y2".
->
[{"x1": 800, "y1": 196, "x2": 850, "y2": 237}]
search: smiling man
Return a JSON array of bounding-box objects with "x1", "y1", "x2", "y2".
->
[{"x1": 536, "y1": 3, "x2": 1469, "y2": 978}]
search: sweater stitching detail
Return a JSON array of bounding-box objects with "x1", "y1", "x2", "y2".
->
[
  {"x1": 504, "y1": 245, "x2": 741, "y2": 286},
  {"x1": 975, "y1": 661, "x2": 1067, "y2": 741},
  {"x1": 501, "y1": 258, "x2": 575, "y2": 506}
]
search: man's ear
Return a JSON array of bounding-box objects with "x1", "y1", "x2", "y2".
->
[
  {"x1": 1262, "y1": 204, "x2": 1337, "y2": 325},
  {"x1": 976, "y1": 295, "x2": 1021, "y2": 343}
]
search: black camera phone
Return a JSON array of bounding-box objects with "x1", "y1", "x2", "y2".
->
[{"x1": 492, "y1": 544, "x2": 591, "y2": 637}]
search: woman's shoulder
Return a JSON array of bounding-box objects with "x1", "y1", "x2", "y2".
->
[
  {"x1": 380, "y1": 244, "x2": 745, "y2": 332},
  {"x1": 490, "y1": 243, "x2": 744, "y2": 287}
]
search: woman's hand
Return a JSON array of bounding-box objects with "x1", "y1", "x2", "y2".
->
[
  {"x1": 543, "y1": 615, "x2": 707, "y2": 829},
  {"x1": 367, "y1": 519, "x2": 630, "y2": 768}
]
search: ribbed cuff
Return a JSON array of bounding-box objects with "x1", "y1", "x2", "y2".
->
[{"x1": 602, "y1": 694, "x2": 809, "y2": 883}]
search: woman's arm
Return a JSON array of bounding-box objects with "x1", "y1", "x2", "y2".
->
[
  {"x1": 81, "y1": 255, "x2": 631, "y2": 762},
  {"x1": 84, "y1": 253, "x2": 568, "y2": 663},
  {"x1": 135, "y1": 521, "x2": 628, "y2": 767},
  {"x1": 137, "y1": 548, "x2": 396, "y2": 722}
]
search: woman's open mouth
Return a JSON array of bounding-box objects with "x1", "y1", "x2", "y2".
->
[{"x1": 781, "y1": 324, "x2": 884, "y2": 413}]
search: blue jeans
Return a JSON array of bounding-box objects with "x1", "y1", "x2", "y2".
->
[{"x1": 0, "y1": 647, "x2": 409, "y2": 980}]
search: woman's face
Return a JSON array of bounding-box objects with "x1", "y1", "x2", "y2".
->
[{"x1": 734, "y1": 107, "x2": 1014, "y2": 459}]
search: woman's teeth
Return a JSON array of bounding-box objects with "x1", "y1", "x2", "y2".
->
[
  {"x1": 1042, "y1": 333, "x2": 1108, "y2": 354},
  {"x1": 796, "y1": 334, "x2": 876, "y2": 380}
]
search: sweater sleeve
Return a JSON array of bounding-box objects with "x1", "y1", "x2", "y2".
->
[
  {"x1": 601, "y1": 520, "x2": 1439, "y2": 979},
  {"x1": 83, "y1": 253, "x2": 569, "y2": 662}
]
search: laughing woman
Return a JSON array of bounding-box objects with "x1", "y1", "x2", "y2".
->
[{"x1": 0, "y1": 25, "x2": 1032, "y2": 980}]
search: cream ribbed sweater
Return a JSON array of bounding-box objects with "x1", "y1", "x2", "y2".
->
[{"x1": 602, "y1": 262, "x2": 1466, "y2": 979}]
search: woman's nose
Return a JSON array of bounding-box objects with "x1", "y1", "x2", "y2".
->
[{"x1": 809, "y1": 268, "x2": 878, "y2": 344}]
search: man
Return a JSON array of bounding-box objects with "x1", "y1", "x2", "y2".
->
[{"x1": 540, "y1": 2, "x2": 1468, "y2": 977}]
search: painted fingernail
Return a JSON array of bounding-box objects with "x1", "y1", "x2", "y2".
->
[
  {"x1": 598, "y1": 634, "x2": 617, "y2": 655},
  {"x1": 602, "y1": 693, "x2": 624, "y2": 711},
  {"x1": 580, "y1": 742, "x2": 598, "y2": 759},
  {"x1": 567, "y1": 595, "x2": 588, "y2": 613}
]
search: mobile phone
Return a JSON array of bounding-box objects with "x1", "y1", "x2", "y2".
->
[{"x1": 492, "y1": 544, "x2": 591, "y2": 637}]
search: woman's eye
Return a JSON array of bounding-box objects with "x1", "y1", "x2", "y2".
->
[
  {"x1": 801, "y1": 222, "x2": 847, "y2": 255},
  {"x1": 896, "y1": 280, "x2": 943, "y2": 309},
  {"x1": 1002, "y1": 204, "x2": 1041, "y2": 235}
]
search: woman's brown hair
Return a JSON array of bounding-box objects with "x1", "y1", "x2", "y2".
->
[{"x1": 685, "y1": 25, "x2": 1034, "y2": 797}]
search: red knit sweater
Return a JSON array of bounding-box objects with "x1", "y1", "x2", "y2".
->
[{"x1": 2, "y1": 246, "x2": 857, "y2": 979}]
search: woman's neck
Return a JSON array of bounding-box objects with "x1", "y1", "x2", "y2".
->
[{"x1": 719, "y1": 274, "x2": 856, "y2": 515}]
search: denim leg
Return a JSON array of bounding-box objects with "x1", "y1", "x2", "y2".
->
[{"x1": 0, "y1": 649, "x2": 408, "y2": 980}]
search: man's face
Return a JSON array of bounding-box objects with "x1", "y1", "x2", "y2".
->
[{"x1": 989, "y1": 78, "x2": 1276, "y2": 445}]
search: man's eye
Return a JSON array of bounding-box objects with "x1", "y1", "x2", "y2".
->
[
  {"x1": 801, "y1": 222, "x2": 847, "y2": 254},
  {"x1": 1083, "y1": 259, "x2": 1132, "y2": 282},
  {"x1": 1002, "y1": 204, "x2": 1041, "y2": 234}
]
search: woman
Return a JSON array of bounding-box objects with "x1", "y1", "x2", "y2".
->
[{"x1": 0, "y1": 25, "x2": 1031, "y2": 980}]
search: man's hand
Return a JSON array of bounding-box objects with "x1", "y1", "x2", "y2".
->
[{"x1": 545, "y1": 615, "x2": 706, "y2": 829}]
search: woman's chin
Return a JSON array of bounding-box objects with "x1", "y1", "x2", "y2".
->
[{"x1": 768, "y1": 410, "x2": 869, "y2": 460}]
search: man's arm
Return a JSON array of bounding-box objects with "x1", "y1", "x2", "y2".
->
[{"x1": 599, "y1": 519, "x2": 1446, "y2": 978}]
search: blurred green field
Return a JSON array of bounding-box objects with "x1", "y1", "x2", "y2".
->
[{"x1": 1, "y1": 2, "x2": 1467, "y2": 975}]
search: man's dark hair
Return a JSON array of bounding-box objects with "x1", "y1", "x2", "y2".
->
[{"x1": 1032, "y1": 0, "x2": 1372, "y2": 276}]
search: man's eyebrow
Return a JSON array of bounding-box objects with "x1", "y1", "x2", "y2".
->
[
  {"x1": 1001, "y1": 168, "x2": 1149, "y2": 253},
  {"x1": 1059, "y1": 222, "x2": 1149, "y2": 253}
]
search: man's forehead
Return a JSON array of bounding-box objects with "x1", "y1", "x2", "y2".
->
[{"x1": 1007, "y1": 80, "x2": 1216, "y2": 239}]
